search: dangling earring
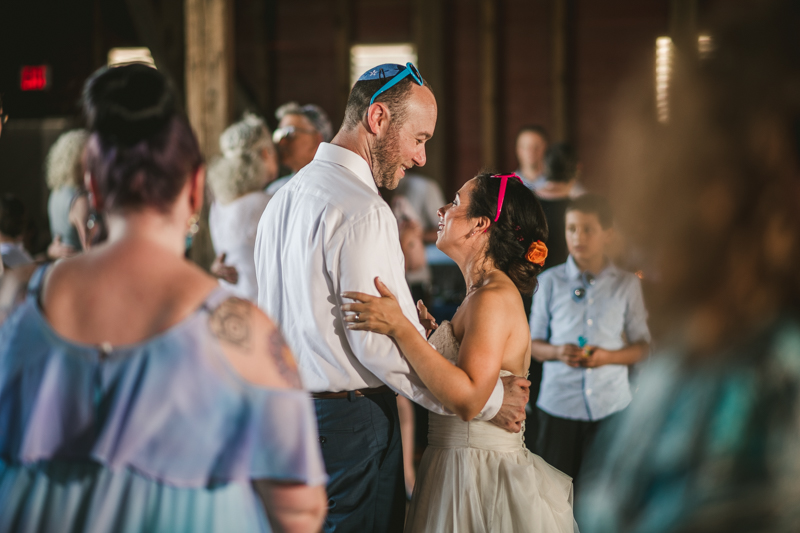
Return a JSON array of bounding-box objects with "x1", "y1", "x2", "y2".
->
[
  {"x1": 187, "y1": 213, "x2": 200, "y2": 236},
  {"x1": 185, "y1": 213, "x2": 201, "y2": 254}
]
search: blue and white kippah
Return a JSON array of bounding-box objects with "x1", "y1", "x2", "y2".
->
[
  {"x1": 359, "y1": 62, "x2": 424, "y2": 105},
  {"x1": 357, "y1": 64, "x2": 406, "y2": 82}
]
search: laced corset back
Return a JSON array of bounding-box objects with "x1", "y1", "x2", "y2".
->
[{"x1": 426, "y1": 321, "x2": 526, "y2": 452}]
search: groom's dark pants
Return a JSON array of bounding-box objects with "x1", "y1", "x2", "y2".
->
[{"x1": 314, "y1": 389, "x2": 405, "y2": 533}]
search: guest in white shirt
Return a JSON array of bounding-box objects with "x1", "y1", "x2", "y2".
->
[
  {"x1": 255, "y1": 62, "x2": 530, "y2": 533},
  {"x1": 207, "y1": 153, "x2": 274, "y2": 302},
  {"x1": 209, "y1": 114, "x2": 278, "y2": 288}
]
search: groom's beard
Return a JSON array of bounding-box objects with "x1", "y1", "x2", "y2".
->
[{"x1": 372, "y1": 122, "x2": 403, "y2": 190}]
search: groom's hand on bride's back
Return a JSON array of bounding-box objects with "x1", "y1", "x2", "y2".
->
[{"x1": 489, "y1": 376, "x2": 530, "y2": 433}]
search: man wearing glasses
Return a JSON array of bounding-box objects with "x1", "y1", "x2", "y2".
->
[
  {"x1": 267, "y1": 102, "x2": 332, "y2": 195},
  {"x1": 255, "y1": 64, "x2": 530, "y2": 532}
]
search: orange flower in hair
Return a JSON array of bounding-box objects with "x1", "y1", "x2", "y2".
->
[{"x1": 526, "y1": 240, "x2": 548, "y2": 266}]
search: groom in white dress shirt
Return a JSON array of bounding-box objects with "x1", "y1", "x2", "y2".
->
[{"x1": 255, "y1": 63, "x2": 530, "y2": 532}]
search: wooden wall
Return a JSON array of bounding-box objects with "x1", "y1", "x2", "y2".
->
[
  {"x1": 251, "y1": 0, "x2": 671, "y2": 197},
  {"x1": 573, "y1": 1, "x2": 669, "y2": 192},
  {"x1": 0, "y1": 0, "x2": 676, "y2": 251}
]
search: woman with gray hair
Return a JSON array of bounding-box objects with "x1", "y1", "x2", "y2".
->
[
  {"x1": 45, "y1": 129, "x2": 91, "y2": 258},
  {"x1": 208, "y1": 114, "x2": 277, "y2": 301}
]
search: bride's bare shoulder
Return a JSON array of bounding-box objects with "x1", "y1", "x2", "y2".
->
[{"x1": 460, "y1": 280, "x2": 521, "y2": 326}]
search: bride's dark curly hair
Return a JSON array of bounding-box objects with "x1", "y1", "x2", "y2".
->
[{"x1": 467, "y1": 173, "x2": 549, "y2": 295}]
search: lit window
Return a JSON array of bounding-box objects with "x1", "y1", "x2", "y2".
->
[
  {"x1": 655, "y1": 37, "x2": 674, "y2": 124},
  {"x1": 108, "y1": 48, "x2": 156, "y2": 68},
  {"x1": 350, "y1": 44, "x2": 417, "y2": 87},
  {"x1": 698, "y1": 34, "x2": 714, "y2": 60}
]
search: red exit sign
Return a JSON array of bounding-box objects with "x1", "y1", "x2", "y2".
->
[{"x1": 20, "y1": 65, "x2": 50, "y2": 91}]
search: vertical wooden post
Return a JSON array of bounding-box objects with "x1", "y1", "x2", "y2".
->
[
  {"x1": 480, "y1": 0, "x2": 498, "y2": 170},
  {"x1": 334, "y1": 0, "x2": 354, "y2": 120},
  {"x1": 251, "y1": 0, "x2": 269, "y2": 113},
  {"x1": 551, "y1": 0, "x2": 570, "y2": 142},
  {"x1": 185, "y1": 0, "x2": 234, "y2": 159},
  {"x1": 185, "y1": 0, "x2": 234, "y2": 268},
  {"x1": 92, "y1": 0, "x2": 105, "y2": 69},
  {"x1": 263, "y1": 0, "x2": 278, "y2": 115},
  {"x1": 125, "y1": 0, "x2": 170, "y2": 74},
  {"x1": 413, "y1": 0, "x2": 447, "y2": 186},
  {"x1": 234, "y1": 0, "x2": 270, "y2": 113},
  {"x1": 667, "y1": 0, "x2": 698, "y2": 123},
  {"x1": 669, "y1": 0, "x2": 698, "y2": 54},
  {"x1": 124, "y1": 0, "x2": 184, "y2": 105}
]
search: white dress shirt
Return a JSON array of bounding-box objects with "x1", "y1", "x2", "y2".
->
[
  {"x1": 255, "y1": 143, "x2": 503, "y2": 419},
  {"x1": 265, "y1": 172, "x2": 294, "y2": 196}
]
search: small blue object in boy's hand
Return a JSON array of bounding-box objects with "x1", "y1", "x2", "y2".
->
[{"x1": 578, "y1": 336, "x2": 587, "y2": 348}]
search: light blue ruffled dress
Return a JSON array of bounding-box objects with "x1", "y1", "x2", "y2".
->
[{"x1": 0, "y1": 267, "x2": 327, "y2": 533}]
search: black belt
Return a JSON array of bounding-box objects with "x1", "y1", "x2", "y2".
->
[{"x1": 311, "y1": 385, "x2": 394, "y2": 399}]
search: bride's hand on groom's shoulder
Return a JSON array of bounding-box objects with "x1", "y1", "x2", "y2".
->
[{"x1": 341, "y1": 277, "x2": 410, "y2": 338}]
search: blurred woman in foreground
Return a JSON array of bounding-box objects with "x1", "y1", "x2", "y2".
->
[
  {"x1": 578, "y1": 1, "x2": 800, "y2": 531},
  {"x1": 0, "y1": 64, "x2": 326, "y2": 533}
]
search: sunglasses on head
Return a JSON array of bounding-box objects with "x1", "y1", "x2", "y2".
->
[
  {"x1": 367, "y1": 62, "x2": 424, "y2": 106},
  {"x1": 489, "y1": 173, "x2": 523, "y2": 222}
]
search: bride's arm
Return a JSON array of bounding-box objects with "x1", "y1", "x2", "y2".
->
[{"x1": 343, "y1": 278, "x2": 509, "y2": 421}]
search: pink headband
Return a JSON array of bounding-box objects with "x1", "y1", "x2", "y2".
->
[{"x1": 490, "y1": 173, "x2": 523, "y2": 222}]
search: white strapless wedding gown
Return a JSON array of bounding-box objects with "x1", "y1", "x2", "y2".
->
[{"x1": 404, "y1": 321, "x2": 578, "y2": 533}]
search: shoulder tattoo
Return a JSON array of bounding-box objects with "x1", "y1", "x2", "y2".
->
[
  {"x1": 267, "y1": 328, "x2": 303, "y2": 389},
  {"x1": 209, "y1": 297, "x2": 252, "y2": 349}
]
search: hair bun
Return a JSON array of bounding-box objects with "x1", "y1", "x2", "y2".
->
[{"x1": 83, "y1": 64, "x2": 176, "y2": 146}]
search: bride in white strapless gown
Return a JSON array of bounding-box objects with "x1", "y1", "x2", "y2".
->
[
  {"x1": 342, "y1": 173, "x2": 578, "y2": 532},
  {"x1": 407, "y1": 321, "x2": 577, "y2": 533}
]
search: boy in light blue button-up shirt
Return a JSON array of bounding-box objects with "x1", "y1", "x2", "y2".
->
[{"x1": 530, "y1": 194, "x2": 650, "y2": 485}]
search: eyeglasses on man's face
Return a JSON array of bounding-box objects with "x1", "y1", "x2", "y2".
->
[{"x1": 272, "y1": 125, "x2": 317, "y2": 144}]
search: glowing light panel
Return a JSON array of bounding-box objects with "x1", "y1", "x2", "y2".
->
[
  {"x1": 698, "y1": 34, "x2": 714, "y2": 60},
  {"x1": 655, "y1": 37, "x2": 674, "y2": 124},
  {"x1": 108, "y1": 47, "x2": 156, "y2": 68},
  {"x1": 350, "y1": 44, "x2": 417, "y2": 88}
]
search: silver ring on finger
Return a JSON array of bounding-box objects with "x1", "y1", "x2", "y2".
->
[{"x1": 355, "y1": 313, "x2": 360, "y2": 321}]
